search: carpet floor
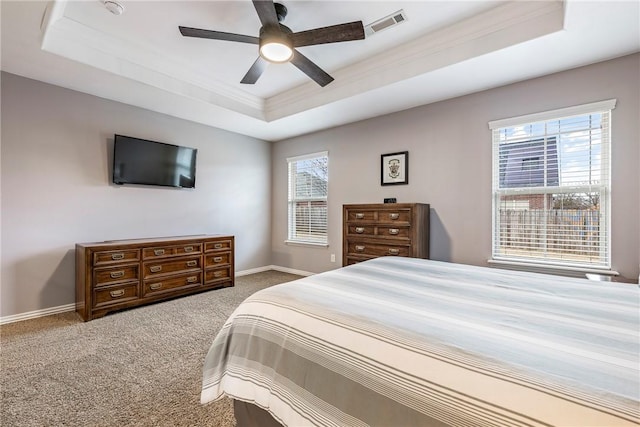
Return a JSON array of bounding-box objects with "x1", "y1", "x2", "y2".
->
[{"x1": 1, "y1": 270, "x2": 302, "y2": 427}]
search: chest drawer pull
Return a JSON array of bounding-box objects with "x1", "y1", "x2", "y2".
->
[
  {"x1": 187, "y1": 276, "x2": 198, "y2": 283},
  {"x1": 213, "y1": 256, "x2": 223, "y2": 263},
  {"x1": 355, "y1": 227, "x2": 365, "y2": 234},
  {"x1": 389, "y1": 213, "x2": 400, "y2": 220},
  {"x1": 355, "y1": 213, "x2": 365, "y2": 219},
  {"x1": 111, "y1": 253, "x2": 125, "y2": 260},
  {"x1": 355, "y1": 245, "x2": 365, "y2": 252},
  {"x1": 186, "y1": 260, "x2": 198, "y2": 267},
  {"x1": 213, "y1": 243, "x2": 223, "y2": 249},
  {"x1": 154, "y1": 249, "x2": 165, "y2": 256},
  {"x1": 388, "y1": 248, "x2": 400, "y2": 255},
  {"x1": 184, "y1": 246, "x2": 194, "y2": 252},
  {"x1": 109, "y1": 289, "x2": 125, "y2": 298},
  {"x1": 149, "y1": 283, "x2": 163, "y2": 290},
  {"x1": 389, "y1": 228, "x2": 400, "y2": 235},
  {"x1": 213, "y1": 271, "x2": 224, "y2": 278},
  {"x1": 110, "y1": 271, "x2": 125, "y2": 279},
  {"x1": 150, "y1": 266, "x2": 162, "y2": 273}
]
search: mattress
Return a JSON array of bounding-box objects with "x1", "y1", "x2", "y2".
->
[{"x1": 201, "y1": 257, "x2": 640, "y2": 426}]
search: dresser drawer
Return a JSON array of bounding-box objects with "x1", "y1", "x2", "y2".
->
[
  {"x1": 345, "y1": 209, "x2": 377, "y2": 222},
  {"x1": 375, "y1": 209, "x2": 412, "y2": 224},
  {"x1": 205, "y1": 252, "x2": 231, "y2": 267},
  {"x1": 345, "y1": 225, "x2": 376, "y2": 237},
  {"x1": 347, "y1": 241, "x2": 410, "y2": 257},
  {"x1": 204, "y1": 239, "x2": 233, "y2": 252},
  {"x1": 205, "y1": 266, "x2": 232, "y2": 284},
  {"x1": 93, "y1": 249, "x2": 140, "y2": 266},
  {"x1": 142, "y1": 243, "x2": 202, "y2": 260},
  {"x1": 94, "y1": 265, "x2": 139, "y2": 287},
  {"x1": 93, "y1": 283, "x2": 139, "y2": 308},
  {"x1": 377, "y1": 226, "x2": 411, "y2": 239},
  {"x1": 143, "y1": 273, "x2": 201, "y2": 297},
  {"x1": 143, "y1": 256, "x2": 201, "y2": 279}
]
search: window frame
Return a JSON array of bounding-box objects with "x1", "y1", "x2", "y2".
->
[
  {"x1": 488, "y1": 99, "x2": 616, "y2": 272},
  {"x1": 286, "y1": 151, "x2": 329, "y2": 247}
]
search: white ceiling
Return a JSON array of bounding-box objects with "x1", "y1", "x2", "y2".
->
[{"x1": 1, "y1": 0, "x2": 639, "y2": 141}]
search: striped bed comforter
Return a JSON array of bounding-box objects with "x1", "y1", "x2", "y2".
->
[{"x1": 201, "y1": 257, "x2": 640, "y2": 426}]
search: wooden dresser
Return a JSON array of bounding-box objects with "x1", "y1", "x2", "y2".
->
[
  {"x1": 76, "y1": 235, "x2": 234, "y2": 321},
  {"x1": 343, "y1": 203, "x2": 430, "y2": 266}
]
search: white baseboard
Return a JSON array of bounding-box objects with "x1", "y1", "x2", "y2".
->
[
  {"x1": 1, "y1": 266, "x2": 313, "y2": 325},
  {"x1": 0, "y1": 303, "x2": 76, "y2": 325}
]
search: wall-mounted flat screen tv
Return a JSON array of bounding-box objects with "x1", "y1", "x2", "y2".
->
[{"x1": 112, "y1": 135, "x2": 197, "y2": 188}]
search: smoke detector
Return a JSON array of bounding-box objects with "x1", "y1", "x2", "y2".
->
[{"x1": 103, "y1": 0, "x2": 124, "y2": 16}]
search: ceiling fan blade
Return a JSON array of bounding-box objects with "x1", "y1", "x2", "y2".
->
[
  {"x1": 240, "y1": 57, "x2": 268, "y2": 84},
  {"x1": 290, "y1": 49, "x2": 334, "y2": 87},
  {"x1": 252, "y1": 0, "x2": 279, "y2": 28},
  {"x1": 292, "y1": 21, "x2": 365, "y2": 47},
  {"x1": 179, "y1": 26, "x2": 259, "y2": 44}
]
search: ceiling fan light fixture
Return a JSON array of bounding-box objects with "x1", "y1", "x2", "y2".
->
[{"x1": 260, "y1": 41, "x2": 293, "y2": 63}]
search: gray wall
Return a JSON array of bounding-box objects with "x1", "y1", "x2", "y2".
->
[
  {"x1": 1, "y1": 72, "x2": 272, "y2": 318},
  {"x1": 271, "y1": 54, "x2": 640, "y2": 279}
]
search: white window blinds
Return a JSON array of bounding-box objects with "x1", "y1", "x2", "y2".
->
[
  {"x1": 490, "y1": 100, "x2": 615, "y2": 269},
  {"x1": 287, "y1": 152, "x2": 328, "y2": 245}
]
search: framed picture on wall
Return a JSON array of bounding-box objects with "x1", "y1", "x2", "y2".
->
[{"x1": 381, "y1": 151, "x2": 408, "y2": 186}]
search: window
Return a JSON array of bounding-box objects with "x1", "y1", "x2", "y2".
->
[
  {"x1": 287, "y1": 152, "x2": 328, "y2": 245},
  {"x1": 489, "y1": 100, "x2": 615, "y2": 269}
]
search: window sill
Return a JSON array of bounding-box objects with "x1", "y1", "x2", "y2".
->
[
  {"x1": 488, "y1": 258, "x2": 619, "y2": 278},
  {"x1": 285, "y1": 240, "x2": 329, "y2": 248}
]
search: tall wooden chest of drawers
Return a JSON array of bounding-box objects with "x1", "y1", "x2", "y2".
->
[
  {"x1": 343, "y1": 203, "x2": 430, "y2": 266},
  {"x1": 76, "y1": 235, "x2": 234, "y2": 321}
]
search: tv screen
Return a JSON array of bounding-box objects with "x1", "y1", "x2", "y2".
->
[{"x1": 112, "y1": 135, "x2": 197, "y2": 188}]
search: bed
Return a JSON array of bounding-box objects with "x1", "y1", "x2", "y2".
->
[{"x1": 201, "y1": 257, "x2": 640, "y2": 426}]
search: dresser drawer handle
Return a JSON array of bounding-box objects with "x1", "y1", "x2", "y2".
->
[
  {"x1": 187, "y1": 276, "x2": 198, "y2": 283},
  {"x1": 214, "y1": 243, "x2": 223, "y2": 249},
  {"x1": 388, "y1": 248, "x2": 400, "y2": 255},
  {"x1": 184, "y1": 246, "x2": 194, "y2": 252},
  {"x1": 154, "y1": 249, "x2": 165, "y2": 256},
  {"x1": 389, "y1": 213, "x2": 400, "y2": 220},
  {"x1": 186, "y1": 260, "x2": 198, "y2": 267},
  {"x1": 110, "y1": 271, "x2": 125, "y2": 279},
  {"x1": 389, "y1": 228, "x2": 399, "y2": 235},
  {"x1": 149, "y1": 283, "x2": 163, "y2": 290},
  {"x1": 213, "y1": 256, "x2": 223, "y2": 263},
  {"x1": 109, "y1": 289, "x2": 125, "y2": 298},
  {"x1": 150, "y1": 266, "x2": 162, "y2": 273},
  {"x1": 111, "y1": 253, "x2": 125, "y2": 260},
  {"x1": 355, "y1": 245, "x2": 365, "y2": 252},
  {"x1": 355, "y1": 213, "x2": 365, "y2": 219},
  {"x1": 355, "y1": 227, "x2": 365, "y2": 234},
  {"x1": 213, "y1": 271, "x2": 224, "y2": 278}
]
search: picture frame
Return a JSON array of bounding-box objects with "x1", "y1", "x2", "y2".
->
[{"x1": 381, "y1": 151, "x2": 408, "y2": 186}]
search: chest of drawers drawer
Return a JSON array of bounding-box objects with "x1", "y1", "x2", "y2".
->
[
  {"x1": 345, "y1": 208, "x2": 412, "y2": 224},
  {"x1": 346, "y1": 240, "x2": 410, "y2": 257},
  {"x1": 143, "y1": 272, "x2": 202, "y2": 297},
  {"x1": 143, "y1": 256, "x2": 201, "y2": 279},
  {"x1": 93, "y1": 283, "x2": 139, "y2": 308},
  {"x1": 205, "y1": 252, "x2": 231, "y2": 267},
  {"x1": 205, "y1": 266, "x2": 232, "y2": 284},
  {"x1": 93, "y1": 249, "x2": 140, "y2": 266},
  {"x1": 346, "y1": 225, "x2": 410, "y2": 239},
  {"x1": 94, "y1": 265, "x2": 139, "y2": 287},
  {"x1": 142, "y1": 243, "x2": 202, "y2": 260},
  {"x1": 205, "y1": 239, "x2": 233, "y2": 252}
]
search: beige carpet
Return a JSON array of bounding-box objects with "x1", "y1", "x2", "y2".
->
[{"x1": 1, "y1": 270, "x2": 302, "y2": 427}]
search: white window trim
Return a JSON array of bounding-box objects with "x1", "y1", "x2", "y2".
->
[
  {"x1": 489, "y1": 99, "x2": 616, "y2": 272},
  {"x1": 488, "y1": 99, "x2": 617, "y2": 130},
  {"x1": 286, "y1": 151, "x2": 329, "y2": 247}
]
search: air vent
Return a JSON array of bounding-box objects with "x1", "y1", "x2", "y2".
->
[{"x1": 364, "y1": 10, "x2": 407, "y2": 37}]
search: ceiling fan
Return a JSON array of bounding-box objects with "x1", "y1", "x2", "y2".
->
[{"x1": 178, "y1": 0, "x2": 365, "y2": 87}]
